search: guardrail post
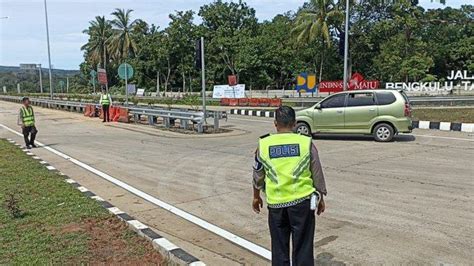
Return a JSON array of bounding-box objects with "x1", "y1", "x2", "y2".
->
[
  {"x1": 180, "y1": 119, "x2": 188, "y2": 129},
  {"x1": 164, "y1": 117, "x2": 171, "y2": 128},
  {"x1": 197, "y1": 122, "x2": 204, "y2": 133},
  {"x1": 134, "y1": 113, "x2": 140, "y2": 123},
  {"x1": 148, "y1": 115, "x2": 155, "y2": 126}
]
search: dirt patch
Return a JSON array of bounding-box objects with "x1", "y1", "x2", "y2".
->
[{"x1": 61, "y1": 217, "x2": 162, "y2": 264}]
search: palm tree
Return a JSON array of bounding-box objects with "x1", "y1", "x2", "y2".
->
[
  {"x1": 108, "y1": 8, "x2": 139, "y2": 60},
  {"x1": 293, "y1": 0, "x2": 343, "y2": 81},
  {"x1": 81, "y1": 16, "x2": 112, "y2": 68}
]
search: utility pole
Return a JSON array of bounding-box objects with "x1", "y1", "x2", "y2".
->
[
  {"x1": 43, "y1": 0, "x2": 53, "y2": 99},
  {"x1": 343, "y1": 0, "x2": 350, "y2": 91},
  {"x1": 38, "y1": 64, "x2": 43, "y2": 93},
  {"x1": 200, "y1": 37, "x2": 206, "y2": 123}
]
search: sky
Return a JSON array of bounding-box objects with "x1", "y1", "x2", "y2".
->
[{"x1": 0, "y1": 0, "x2": 467, "y2": 70}]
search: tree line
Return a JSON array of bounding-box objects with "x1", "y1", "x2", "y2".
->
[{"x1": 75, "y1": 0, "x2": 474, "y2": 93}]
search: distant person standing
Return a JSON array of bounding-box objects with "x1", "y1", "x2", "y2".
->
[
  {"x1": 252, "y1": 106, "x2": 327, "y2": 266},
  {"x1": 17, "y1": 97, "x2": 38, "y2": 149},
  {"x1": 99, "y1": 88, "x2": 112, "y2": 122}
]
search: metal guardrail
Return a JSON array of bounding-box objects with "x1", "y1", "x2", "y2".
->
[{"x1": 0, "y1": 95, "x2": 227, "y2": 133}]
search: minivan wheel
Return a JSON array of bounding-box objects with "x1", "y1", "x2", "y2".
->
[
  {"x1": 373, "y1": 123, "x2": 394, "y2": 142},
  {"x1": 295, "y1": 122, "x2": 311, "y2": 136}
]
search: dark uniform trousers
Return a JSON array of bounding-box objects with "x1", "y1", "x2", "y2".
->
[
  {"x1": 22, "y1": 126, "x2": 38, "y2": 146},
  {"x1": 102, "y1": 105, "x2": 110, "y2": 122},
  {"x1": 268, "y1": 199, "x2": 315, "y2": 266}
]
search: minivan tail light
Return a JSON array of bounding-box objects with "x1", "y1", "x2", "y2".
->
[{"x1": 404, "y1": 103, "x2": 411, "y2": 117}]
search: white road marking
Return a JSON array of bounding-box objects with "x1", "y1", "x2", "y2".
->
[
  {"x1": 411, "y1": 134, "x2": 474, "y2": 142},
  {"x1": 0, "y1": 123, "x2": 272, "y2": 261}
]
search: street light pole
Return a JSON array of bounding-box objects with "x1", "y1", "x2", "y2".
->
[
  {"x1": 37, "y1": 64, "x2": 43, "y2": 93},
  {"x1": 43, "y1": 0, "x2": 53, "y2": 99},
  {"x1": 343, "y1": 0, "x2": 350, "y2": 91},
  {"x1": 200, "y1": 37, "x2": 206, "y2": 123}
]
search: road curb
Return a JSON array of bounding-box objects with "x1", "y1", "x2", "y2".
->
[
  {"x1": 230, "y1": 108, "x2": 275, "y2": 118},
  {"x1": 5, "y1": 138, "x2": 206, "y2": 266},
  {"x1": 229, "y1": 109, "x2": 474, "y2": 133}
]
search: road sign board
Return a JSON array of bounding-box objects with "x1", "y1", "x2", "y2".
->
[
  {"x1": 59, "y1": 80, "x2": 65, "y2": 87},
  {"x1": 295, "y1": 73, "x2": 317, "y2": 93},
  {"x1": 98, "y1": 68, "x2": 108, "y2": 85},
  {"x1": 127, "y1": 84, "x2": 136, "y2": 94},
  {"x1": 90, "y1": 70, "x2": 97, "y2": 78},
  {"x1": 118, "y1": 63, "x2": 134, "y2": 80},
  {"x1": 228, "y1": 75, "x2": 237, "y2": 86}
]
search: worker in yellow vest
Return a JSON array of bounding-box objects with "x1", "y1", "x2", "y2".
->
[
  {"x1": 252, "y1": 106, "x2": 327, "y2": 266},
  {"x1": 99, "y1": 88, "x2": 112, "y2": 122},
  {"x1": 17, "y1": 97, "x2": 38, "y2": 149}
]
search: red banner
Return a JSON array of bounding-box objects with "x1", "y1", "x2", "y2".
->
[
  {"x1": 98, "y1": 68, "x2": 108, "y2": 85},
  {"x1": 319, "y1": 72, "x2": 379, "y2": 93},
  {"x1": 228, "y1": 75, "x2": 237, "y2": 86}
]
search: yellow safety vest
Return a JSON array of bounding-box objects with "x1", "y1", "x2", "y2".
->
[
  {"x1": 100, "y1": 94, "x2": 110, "y2": 105},
  {"x1": 21, "y1": 106, "x2": 35, "y2": 126},
  {"x1": 259, "y1": 133, "x2": 315, "y2": 206}
]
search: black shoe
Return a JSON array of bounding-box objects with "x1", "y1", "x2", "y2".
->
[
  {"x1": 31, "y1": 144, "x2": 37, "y2": 148},
  {"x1": 26, "y1": 145, "x2": 32, "y2": 149},
  {"x1": 102, "y1": 120, "x2": 106, "y2": 123}
]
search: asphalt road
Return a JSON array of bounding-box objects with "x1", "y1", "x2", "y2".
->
[{"x1": 1, "y1": 100, "x2": 473, "y2": 265}]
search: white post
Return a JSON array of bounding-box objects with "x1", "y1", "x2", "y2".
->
[
  {"x1": 343, "y1": 0, "x2": 350, "y2": 91},
  {"x1": 17, "y1": 83, "x2": 21, "y2": 93},
  {"x1": 2, "y1": 86, "x2": 6, "y2": 93},
  {"x1": 66, "y1": 76, "x2": 69, "y2": 94},
  {"x1": 44, "y1": 0, "x2": 53, "y2": 99},
  {"x1": 200, "y1": 37, "x2": 206, "y2": 123}
]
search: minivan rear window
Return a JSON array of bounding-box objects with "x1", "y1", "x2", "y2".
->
[{"x1": 376, "y1": 91, "x2": 396, "y2": 105}]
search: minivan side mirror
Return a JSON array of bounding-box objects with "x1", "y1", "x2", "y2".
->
[{"x1": 315, "y1": 104, "x2": 321, "y2": 109}]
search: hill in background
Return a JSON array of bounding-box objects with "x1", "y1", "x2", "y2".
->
[{"x1": 0, "y1": 65, "x2": 84, "y2": 93}]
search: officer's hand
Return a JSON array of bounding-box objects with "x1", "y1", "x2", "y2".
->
[
  {"x1": 317, "y1": 198, "x2": 325, "y2": 215},
  {"x1": 252, "y1": 196, "x2": 263, "y2": 214}
]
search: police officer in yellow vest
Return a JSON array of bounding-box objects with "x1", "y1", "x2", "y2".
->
[
  {"x1": 17, "y1": 97, "x2": 38, "y2": 149},
  {"x1": 252, "y1": 106, "x2": 327, "y2": 266},
  {"x1": 99, "y1": 88, "x2": 112, "y2": 122}
]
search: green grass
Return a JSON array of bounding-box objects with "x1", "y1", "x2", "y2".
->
[
  {"x1": 0, "y1": 139, "x2": 161, "y2": 264},
  {"x1": 412, "y1": 108, "x2": 474, "y2": 123}
]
